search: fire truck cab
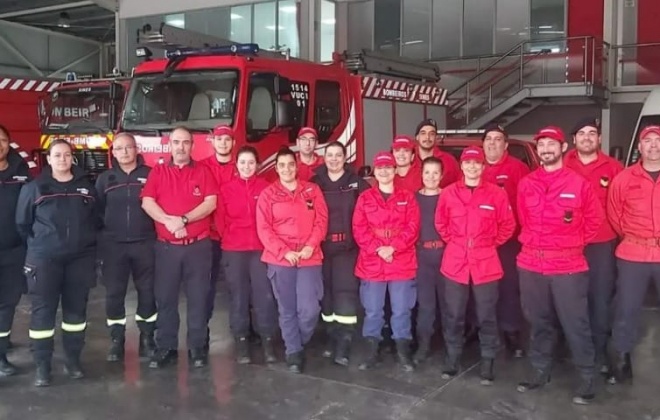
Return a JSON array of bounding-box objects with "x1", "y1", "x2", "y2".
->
[
  {"x1": 122, "y1": 24, "x2": 448, "y2": 177},
  {"x1": 38, "y1": 72, "x2": 130, "y2": 178}
]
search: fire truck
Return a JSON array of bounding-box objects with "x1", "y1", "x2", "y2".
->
[
  {"x1": 38, "y1": 73, "x2": 130, "y2": 178},
  {"x1": 121, "y1": 24, "x2": 448, "y2": 176}
]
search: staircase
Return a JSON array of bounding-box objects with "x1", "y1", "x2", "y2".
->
[{"x1": 444, "y1": 36, "x2": 608, "y2": 129}]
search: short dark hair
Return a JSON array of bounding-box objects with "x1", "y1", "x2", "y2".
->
[
  {"x1": 48, "y1": 139, "x2": 73, "y2": 155},
  {"x1": 0, "y1": 124, "x2": 11, "y2": 140},
  {"x1": 236, "y1": 145, "x2": 260, "y2": 164},
  {"x1": 422, "y1": 156, "x2": 443, "y2": 174},
  {"x1": 275, "y1": 147, "x2": 296, "y2": 164},
  {"x1": 324, "y1": 141, "x2": 346, "y2": 156}
]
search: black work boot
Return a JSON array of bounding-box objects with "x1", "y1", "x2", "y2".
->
[
  {"x1": 189, "y1": 348, "x2": 207, "y2": 368},
  {"x1": 479, "y1": 358, "x2": 495, "y2": 385},
  {"x1": 321, "y1": 322, "x2": 336, "y2": 358},
  {"x1": 517, "y1": 368, "x2": 551, "y2": 393},
  {"x1": 413, "y1": 337, "x2": 431, "y2": 364},
  {"x1": 503, "y1": 331, "x2": 524, "y2": 358},
  {"x1": 609, "y1": 352, "x2": 632, "y2": 385},
  {"x1": 333, "y1": 326, "x2": 353, "y2": 367},
  {"x1": 63, "y1": 348, "x2": 85, "y2": 380},
  {"x1": 358, "y1": 338, "x2": 381, "y2": 371},
  {"x1": 572, "y1": 377, "x2": 595, "y2": 405},
  {"x1": 34, "y1": 360, "x2": 51, "y2": 387},
  {"x1": 235, "y1": 336, "x2": 251, "y2": 364},
  {"x1": 286, "y1": 351, "x2": 304, "y2": 374},
  {"x1": 139, "y1": 332, "x2": 156, "y2": 359},
  {"x1": 0, "y1": 353, "x2": 17, "y2": 377},
  {"x1": 149, "y1": 349, "x2": 178, "y2": 369},
  {"x1": 107, "y1": 338, "x2": 125, "y2": 362},
  {"x1": 395, "y1": 339, "x2": 415, "y2": 372},
  {"x1": 262, "y1": 337, "x2": 277, "y2": 364},
  {"x1": 203, "y1": 327, "x2": 211, "y2": 357},
  {"x1": 441, "y1": 353, "x2": 460, "y2": 379}
]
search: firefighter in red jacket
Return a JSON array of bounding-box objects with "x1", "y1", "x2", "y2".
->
[
  {"x1": 256, "y1": 148, "x2": 328, "y2": 374},
  {"x1": 516, "y1": 126, "x2": 603, "y2": 405},
  {"x1": 607, "y1": 125, "x2": 660, "y2": 384},
  {"x1": 414, "y1": 119, "x2": 460, "y2": 188},
  {"x1": 392, "y1": 135, "x2": 422, "y2": 192},
  {"x1": 353, "y1": 151, "x2": 420, "y2": 372},
  {"x1": 200, "y1": 124, "x2": 237, "y2": 354},
  {"x1": 565, "y1": 117, "x2": 623, "y2": 374},
  {"x1": 481, "y1": 124, "x2": 530, "y2": 358},
  {"x1": 435, "y1": 146, "x2": 515, "y2": 384},
  {"x1": 215, "y1": 146, "x2": 277, "y2": 365},
  {"x1": 296, "y1": 127, "x2": 324, "y2": 182}
]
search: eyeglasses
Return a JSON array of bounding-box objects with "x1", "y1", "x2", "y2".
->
[
  {"x1": 298, "y1": 137, "x2": 317, "y2": 142},
  {"x1": 114, "y1": 145, "x2": 136, "y2": 152}
]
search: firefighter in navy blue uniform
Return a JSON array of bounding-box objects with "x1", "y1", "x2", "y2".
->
[
  {"x1": 310, "y1": 141, "x2": 370, "y2": 366},
  {"x1": 95, "y1": 133, "x2": 157, "y2": 363},
  {"x1": 15, "y1": 139, "x2": 100, "y2": 387},
  {"x1": 0, "y1": 125, "x2": 31, "y2": 377}
]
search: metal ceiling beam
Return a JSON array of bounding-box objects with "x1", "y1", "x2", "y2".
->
[
  {"x1": 0, "y1": 1, "x2": 94, "y2": 19},
  {"x1": 0, "y1": 33, "x2": 44, "y2": 76},
  {"x1": 0, "y1": 19, "x2": 101, "y2": 45},
  {"x1": 89, "y1": 0, "x2": 118, "y2": 12},
  {"x1": 48, "y1": 48, "x2": 100, "y2": 77}
]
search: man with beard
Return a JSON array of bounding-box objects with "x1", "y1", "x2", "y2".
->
[
  {"x1": 607, "y1": 125, "x2": 660, "y2": 385},
  {"x1": 414, "y1": 119, "x2": 460, "y2": 188},
  {"x1": 516, "y1": 126, "x2": 603, "y2": 405},
  {"x1": 481, "y1": 124, "x2": 530, "y2": 358},
  {"x1": 564, "y1": 118, "x2": 623, "y2": 374}
]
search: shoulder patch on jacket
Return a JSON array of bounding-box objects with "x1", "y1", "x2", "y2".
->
[
  {"x1": 77, "y1": 188, "x2": 89, "y2": 195},
  {"x1": 137, "y1": 177, "x2": 147, "y2": 184},
  {"x1": 12, "y1": 175, "x2": 28, "y2": 182}
]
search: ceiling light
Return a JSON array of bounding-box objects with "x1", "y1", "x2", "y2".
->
[
  {"x1": 57, "y1": 12, "x2": 70, "y2": 28},
  {"x1": 231, "y1": 13, "x2": 243, "y2": 20},
  {"x1": 167, "y1": 19, "x2": 185, "y2": 28},
  {"x1": 280, "y1": 5, "x2": 297, "y2": 13},
  {"x1": 265, "y1": 25, "x2": 285, "y2": 30},
  {"x1": 321, "y1": 18, "x2": 335, "y2": 25},
  {"x1": 539, "y1": 25, "x2": 553, "y2": 29}
]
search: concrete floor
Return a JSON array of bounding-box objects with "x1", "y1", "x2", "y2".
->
[{"x1": 2, "y1": 286, "x2": 660, "y2": 420}]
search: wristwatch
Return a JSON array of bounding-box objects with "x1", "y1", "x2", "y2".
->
[{"x1": 181, "y1": 215, "x2": 189, "y2": 226}]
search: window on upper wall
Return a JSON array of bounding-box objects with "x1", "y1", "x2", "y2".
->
[
  {"x1": 320, "y1": 0, "x2": 335, "y2": 62},
  {"x1": 431, "y1": 0, "x2": 461, "y2": 59},
  {"x1": 314, "y1": 81, "x2": 341, "y2": 143},
  {"x1": 529, "y1": 0, "x2": 566, "y2": 52},
  {"x1": 230, "y1": 5, "x2": 252, "y2": 43},
  {"x1": 401, "y1": 0, "x2": 431, "y2": 60},
  {"x1": 463, "y1": 0, "x2": 495, "y2": 56},
  {"x1": 278, "y1": 0, "x2": 300, "y2": 57},
  {"x1": 374, "y1": 0, "x2": 401, "y2": 57},
  {"x1": 495, "y1": 0, "x2": 530, "y2": 53},
  {"x1": 164, "y1": 13, "x2": 185, "y2": 28},
  {"x1": 254, "y1": 1, "x2": 277, "y2": 50}
]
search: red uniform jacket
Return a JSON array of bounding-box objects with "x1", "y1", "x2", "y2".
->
[
  {"x1": 482, "y1": 151, "x2": 529, "y2": 213},
  {"x1": 415, "y1": 148, "x2": 461, "y2": 188},
  {"x1": 352, "y1": 187, "x2": 420, "y2": 281},
  {"x1": 565, "y1": 149, "x2": 623, "y2": 243},
  {"x1": 201, "y1": 155, "x2": 237, "y2": 241},
  {"x1": 296, "y1": 153, "x2": 324, "y2": 182},
  {"x1": 256, "y1": 180, "x2": 328, "y2": 266},
  {"x1": 607, "y1": 163, "x2": 660, "y2": 262},
  {"x1": 394, "y1": 164, "x2": 422, "y2": 192},
  {"x1": 216, "y1": 175, "x2": 269, "y2": 252},
  {"x1": 516, "y1": 166, "x2": 603, "y2": 275},
  {"x1": 435, "y1": 180, "x2": 516, "y2": 284}
]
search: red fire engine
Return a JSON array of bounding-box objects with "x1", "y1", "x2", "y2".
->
[
  {"x1": 38, "y1": 73, "x2": 130, "y2": 178},
  {"x1": 121, "y1": 24, "x2": 448, "y2": 176}
]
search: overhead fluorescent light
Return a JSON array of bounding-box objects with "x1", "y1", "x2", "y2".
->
[
  {"x1": 321, "y1": 18, "x2": 335, "y2": 25},
  {"x1": 266, "y1": 25, "x2": 285, "y2": 31},
  {"x1": 231, "y1": 13, "x2": 243, "y2": 20},
  {"x1": 280, "y1": 5, "x2": 297, "y2": 13},
  {"x1": 167, "y1": 19, "x2": 185, "y2": 28},
  {"x1": 539, "y1": 30, "x2": 564, "y2": 34},
  {"x1": 539, "y1": 25, "x2": 553, "y2": 29},
  {"x1": 403, "y1": 40, "x2": 424, "y2": 45}
]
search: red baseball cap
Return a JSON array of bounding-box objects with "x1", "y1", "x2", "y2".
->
[
  {"x1": 373, "y1": 151, "x2": 396, "y2": 168},
  {"x1": 460, "y1": 146, "x2": 485, "y2": 163},
  {"x1": 298, "y1": 127, "x2": 318, "y2": 138},
  {"x1": 534, "y1": 126, "x2": 565, "y2": 143},
  {"x1": 640, "y1": 125, "x2": 660, "y2": 140},
  {"x1": 391, "y1": 135, "x2": 415, "y2": 150},
  {"x1": 213, "y1": 125, "x2": 234, "y2": 138}
]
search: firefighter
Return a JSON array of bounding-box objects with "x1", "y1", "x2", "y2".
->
[
  {"x1": 414, "y1": 118, "x2": 460, "y2": 188},
  {"x1": 216, "y1": 146, "x2": 277, "y2": 365},
  {"x1": 15, "y1": 139, "x2": 100, "y2": 387},
  {"x1": 412, "y1": 156, "x2": 445, "y2": 364},
  {"x1": 310, "y1": 141, "x2": 370, "y2": 366},
  {"x1": 353, "y1": 151, "x2": 420, "y2": 372},
  {"x1": 435, "y1": 146, "x2": 515, "y2": 383},
  {"x1": 201, "y1": 124, "x2": 237, "y2": 354},
  {"x1": 141, "y1": 126, "x2": 217, "y2": 369},
  {"x1": 0, "y1": 125, "x2": 30, "y2": 376},
  {"x1": 256, "y1": 148, "x2": 328, "y2": 374},
  {"x1": 95, "y1": 133, "x2": 157, "y2": 362},
  {"x1": 481, "y1": 123, "x2": 530, "y2": 358},
  {"x1": 295, "y1": 127, "x2": 324, "y2": 182},
  {"x1": 564, "y1": 117, "x2": 623, "y2": 374},
  {"x1": 515, "y1": 126, "x2": 603, "y2": 405},
  {"x1": 392, "y1": 135, "x2": 422, "y2": 192},
  {"x1": 607, "y1": 125, "x2": 660, "y2": 384}
]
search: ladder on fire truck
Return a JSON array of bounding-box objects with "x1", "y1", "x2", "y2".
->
[{"x1": 337, "y1": 50, "x2": 440, "y2": 84}]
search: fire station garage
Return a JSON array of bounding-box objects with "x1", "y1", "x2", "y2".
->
[{"x1": 0, "y1": 0, "x2": 659, "y2": 419}]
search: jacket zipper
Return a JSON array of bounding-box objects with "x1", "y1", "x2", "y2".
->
[
  {"x1": 65, "y1": 189, "x2": 70, "y2": 243},
  {"x1": 126, "y1": 178, "x2": 131, "y2": 240}
]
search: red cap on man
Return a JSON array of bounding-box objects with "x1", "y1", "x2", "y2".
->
[
  {"x1": 213, "y1": 125, "x2": 234, "y2": 138},
  {"x1": 460, "y1": 146, "x2": 485, "y2": 164},
  {"x1": 391, "y1": 135, "x2": 415, "y2": 150},
  {"x1": 640, "y1": 125, "x2": 660, "y2": 139},
  {"x1": 534, "y1": 126, "x2": 565, "y2": 143},
  {"x1": 373, "y1": 151, "x2": 396, "y2": 168},
  {"x1": 298, "y1": 127, "x2": 318, "y2": 138}
]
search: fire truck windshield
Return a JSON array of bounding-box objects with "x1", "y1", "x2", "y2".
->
[
  {"x1": 43, "y1": 88, "x2": 116, "y2": 134},
  {"x1": 122, "y1": 70, "x2": 238, "y2": 132}
]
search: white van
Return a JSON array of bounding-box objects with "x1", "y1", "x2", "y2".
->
[{"x1": 626, "y1": 88, "x2": 660, "y2": 166}]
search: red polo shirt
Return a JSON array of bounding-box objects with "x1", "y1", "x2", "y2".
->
[
  {"x1": 296, "y1": 153, "x2": 324, "y2": 182},
  {"x1": 201, "y1": 155, "x2": 237, "y2": 241},
  {"x1": 141, "y1": 160, "x2": 218, "y2": 242}
]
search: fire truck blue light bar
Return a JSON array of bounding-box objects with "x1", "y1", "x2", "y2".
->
[{"x1": 165, "y1": 43, "x2": 261, "y2": 59}]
